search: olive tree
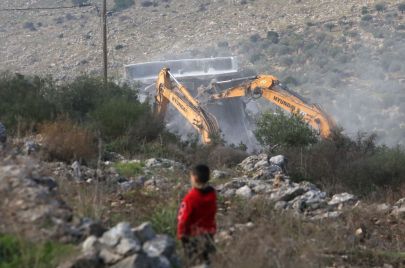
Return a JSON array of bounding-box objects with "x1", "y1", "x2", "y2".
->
[{"x1": 255, "y1": 109, "x2": 318, "y2": 148}]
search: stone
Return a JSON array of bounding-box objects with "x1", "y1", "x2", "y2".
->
[
  {"x1": 58, "y1": 252, "x2": 102, "y2": 268},
  {"x1": 235, "y1": 185, "x2": 253, "y2": 198},
  {"x1": 82, "y1": 236, "x2": 99, "y2": 254},
  {"x1": 71, "y1": 161, "x2": 82, "y2": 181},
  {"x1": 142, "y1": 235, "x2": 175, "y2": 258},
  {"x1": 132, "y1": 222, "x2": 156, "y2": 243},
  {"x1": 222, "y1": 189, "x2": 236, "y2": 198},
  {"x1": 115, "y1": 238, "x2": 141, "y2": 256},
  {"x1": 375, "y1": 203, "x2": 391, "y2": 213},
  {"x1": 110, "y1": 254, "x2": 149, "y2": 268},
  {"x1": 272, "y1": 186, "x2": 307, "y2": 202},
  {"x1": 269, "y1": 155, "x2": 286, "y2": 167},
  {"x1": 99, "y1": 248, "x2": 122, "y2": 264},
  {"x1": 391, "y1": 198, "x2": 405, "y2": 219},
  {"x1": 76, "y1": 218, "x2": 106, "y2": 238},
  {"x1": 149, "y1": 256, "x2": 172, "y2": 268},
  {"x1": 99, "y1": 222, "x2": 134, "y2": 247},
  {"x1": 212, "y1": 170, "x2": 228, "y2": 180},
  {"x1": 274, "y1": 201, "x2": 287, "y2": 210},
  {"x1": 24, "y1": 140, "x2": 39, "y2": 155},
  {"x1": 328, "y1": 193, "x2": 357, "y2": 208}
]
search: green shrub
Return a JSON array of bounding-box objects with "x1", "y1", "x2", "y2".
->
[
  {"x1": 0, "y1": 234, "x2": 76, "y2": 268},
  {"x1": 0, "y1": 73, "x2": 56, "y2": 133},
  {"x1": 114, "y1": 162, "x2": 144, "y2": 177},
  {"x1": 399, "y1": 3, "x2": 405, "y2": 14},
  {"x1": 249, "y1": 33, "x2": 261, "y2": 43},
  {"x1": 362, "y1": 14, "x2": 373, "y2": 21},
  {"x1": 91, "y1": 98, "x2": 149, "y2": 140},
  {"x1": 71, "y1": 0, "x2": 89, "y2": 6},
  {"x1": 113, "y1": 0, "x2": 135, "y2": 11},
  {"x1": 286, "y1": 131, "x2": 405, "y2": 196},
  {"x1": 149, "y1": 203, "x2": 178, "y2": 237},
  {"x1": 255, "y1": 109, "x2": 318, "y2": 148},
  {"x1": 375, "y1": 3, "x2": 386, "y2": 13},
  {"x1": 361, "y1": 6, "x2": 369, "y2": 15},
  {"x1": 266, "y1": 31, "x2": 279, "y2": 43}
]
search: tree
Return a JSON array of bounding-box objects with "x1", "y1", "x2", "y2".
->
[
  {"x1": 71, "y1": 0, "x2": 89, "y2": 6},
  {"x1": 255, "y1": 109, "x2": 318, "y2": 148},
  {"x1": 324, "y1": 22, "x2": 335, "y2": 32},
  {"x1": 398, "y1": 3, "x2": 405, "y2": 14},
  {"x1": 375, "y1": 3, "x2": 386, "y2": 13},
  {"x1": 113, "y1": 0, "x2": 135, "y2": 11}
]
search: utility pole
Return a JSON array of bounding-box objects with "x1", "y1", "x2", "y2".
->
[{"x1": 102, "y1": 0, "x2": 107, "y2": 87}]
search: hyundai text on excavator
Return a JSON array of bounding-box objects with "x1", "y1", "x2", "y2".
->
[
  {"x1": 154, "y1": 68, "x2": 220, "y2": 144},
  {"x1": 209, "y1": 74, "x2": 336, "y2": 138}
]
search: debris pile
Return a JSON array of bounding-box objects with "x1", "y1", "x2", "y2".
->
[
  {"x1": 0, "y1": 157, "x2": 74, "y2": 241},
  {"x1": 63, "y1": 222, "x2": 179, "y2": 268},
  {"x1": 217, "y1": 154, "x2": 359, "y2": 219}
]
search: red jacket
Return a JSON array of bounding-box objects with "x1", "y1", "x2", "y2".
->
[{"x1": 177, "y1": 186, "x2": 217, "y2": 240}]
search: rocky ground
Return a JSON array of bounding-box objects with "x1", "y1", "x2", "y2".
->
[{"x1": 0, "y1": 140, "x2": 404, "y2": 267}]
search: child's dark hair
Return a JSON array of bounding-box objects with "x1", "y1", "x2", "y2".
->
[{"x1": 191, "y1": 164, "x2": 210, "y2": 183}]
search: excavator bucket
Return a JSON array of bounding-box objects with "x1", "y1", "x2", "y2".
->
[{"x1": 125, "y1": 57, "x2": 238, "y2": 82}]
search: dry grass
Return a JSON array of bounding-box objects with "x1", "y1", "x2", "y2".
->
[
  {"x1": 40, "y1": 120, "x2": 97, "y2": 162},
  {"x1": 212, "y1": 196, "x2": 405, "y2": 268}
]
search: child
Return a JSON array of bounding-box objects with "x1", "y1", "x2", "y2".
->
[{"x1": 177, "y1": 164, "x2": 217, "y2": 267}]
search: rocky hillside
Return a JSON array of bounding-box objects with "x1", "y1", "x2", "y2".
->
[{"x1": 1, "y1": 141, "x2": 404, "y2": 267}]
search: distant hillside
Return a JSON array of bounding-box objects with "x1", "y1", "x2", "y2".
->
[{"x1": 1, "y1": 0, "x2": 404, "y2": 145}]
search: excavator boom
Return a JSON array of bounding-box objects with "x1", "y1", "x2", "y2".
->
[
  {"x1": 210, "y1": 75, "x2": 336, "y2": 138},
  {"x1": 155, "y1": 68, "x2": 220, "y2": 144}
]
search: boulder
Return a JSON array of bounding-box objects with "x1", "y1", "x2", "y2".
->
[
  {"x1": 142, "y1": 235, "x2": 175, "y2": 258},
  {"x1": 212, "y1": 170, "x2": 229, "y2": 180},
  {"x1": 99, "y1": 248, "x2": 122, "y2": 264},
  {"x1": 0, "y1": 159, "x2": 74, "y2": 241},
  {"x1": 235, "y1": 185, "x2": 253, "y2": 198},
  {"x1": 328, "y1": 193, "x2": 357, "y2": 208},
  {"x1": 132, "y1": 222, "x2": 156, "y2": 243},
  {"x1": 391, "y1": 197, "x2": 405, "y2": 219},
  {"x1": 116, "y1": 238, "x2": 141, "y2": 256},
  {"x1": 110, "y1": 254, "x2": 149, "y2": 268},
  {"x1": 99, "y1": 222, "x2": 134, "y2": 247}
]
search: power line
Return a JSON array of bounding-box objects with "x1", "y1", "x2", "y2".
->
[{"x1": 0, "y1": 4, "x2": 93, "y2": 12}]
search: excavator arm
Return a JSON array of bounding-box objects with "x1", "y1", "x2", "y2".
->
[
  {"x1": 155, "y1": 68, "x2": 220, "y2": 144},
  {"x1": 210, "y1": 75, "x2": 336, "y2": 138}
]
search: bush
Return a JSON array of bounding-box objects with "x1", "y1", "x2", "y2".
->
[
  {"x1": 399, "y1": 3, "x2": 405, "y2": 14},
  {"x1": 22, "y1": 22, "x2": 36, "y2": 31},
  {"x1": 375, "y1": 3, "x2": 386, "y2": 13},
  {"x1": 324, "y1": 22, "x2": 335, "y2": 32},
  {"x1": 0, "y1": 73, "x2": 56, "y2": 133},
  {"x1": 361, "y1": 6, "x2": 369, "y2": 15},
  {"x1": 0, "y1": 234, "x2": 76, "y2": 268},
  {"x1": 91, "y1": 98, "x2": 150, "y2": 140},
  {"x1": 286, "y1": 131, "x2": 405, "y2": 196},
  {"x1": 114, "y1": 162, "x2": 144, "y2": 177},
  {"x1": 113, "y1": 0, "x2": 135, "y2": 11},
  {"x1": 255, "y1": 109, "x2": 318, "y2": 148},
  {"x1": 40, "y1": 120, "x2": 97, "y2": 162},
  {"x1": 266, "y1": 31, "x2": 279, "y2": 43},
  {"x1": 249, "y1": 33, "x2": 261, "y2": 43},
  {"x1": 361, "y1": 14, "x2": 373, "y2": 21},
  {"x1": 71, "y1": 0, "x2": 89, "y2": 6}
]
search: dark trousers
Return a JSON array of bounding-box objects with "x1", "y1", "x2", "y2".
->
[{"x1": 182, "y1": 234, "x2": 215, "y2": 267}]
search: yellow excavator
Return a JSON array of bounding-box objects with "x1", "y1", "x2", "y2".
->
[
  {"x1": 209, "y1": 75, "x2": 336, "y2": 138},
  {"x1": 154, "y1": 68, "x2": 220, "y2": 143}
]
